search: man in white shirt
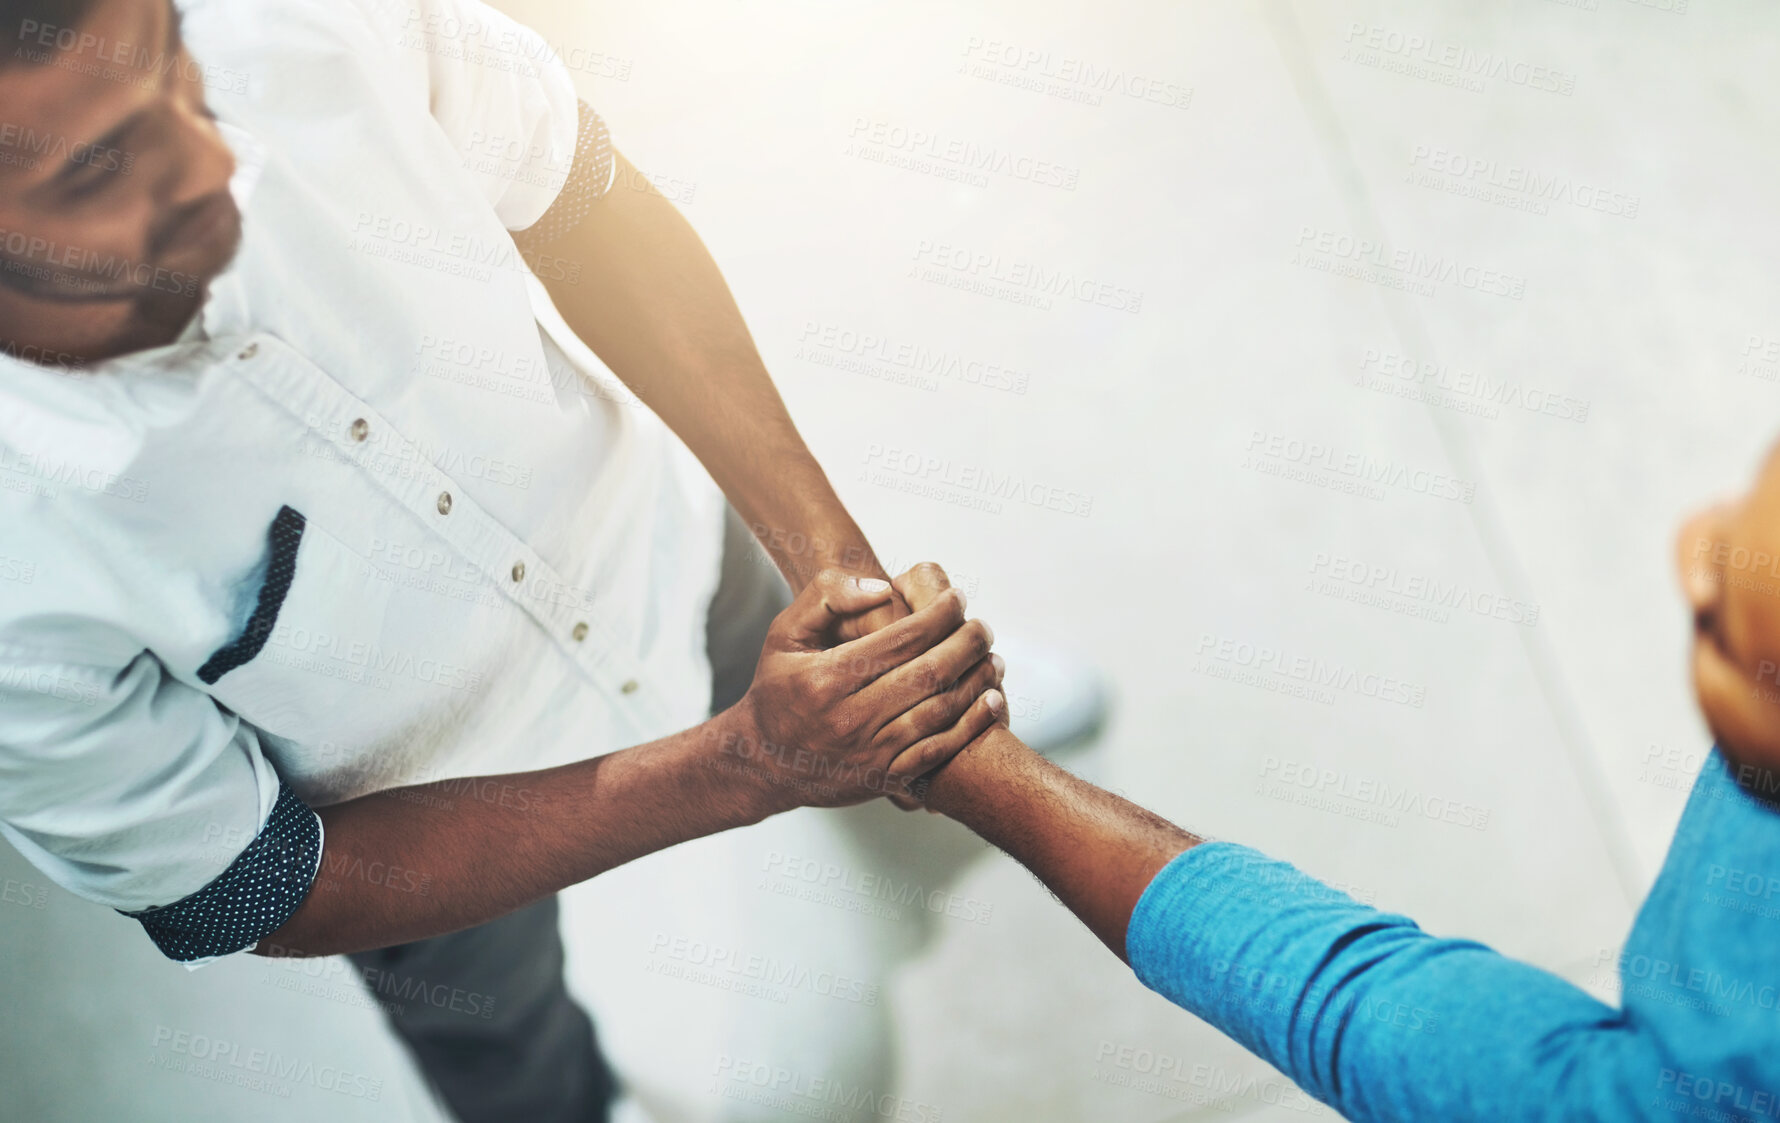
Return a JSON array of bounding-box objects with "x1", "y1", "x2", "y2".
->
[{"x1": 0, "y1": 0, "x2": 1024, "y2": 1118}]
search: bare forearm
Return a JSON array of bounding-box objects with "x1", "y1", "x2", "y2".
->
[
  {"x1": 259, "y1": 707, "x2": 781, "y2": 957},
  {"x1": 531, "y1": 152, "x2": 885, "y2": 592},
  {"x1": 923, "y1": 727, "x2": 1202, "y2": 961}
]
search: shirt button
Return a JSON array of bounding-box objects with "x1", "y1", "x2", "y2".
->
[
  {"x1": 349, "y1": 418, "x2": 370, "y2": 442},
  {"x1": 571, "y1": 622, "x2": 589, "y2": 642},
  {"x1": 237, "y1": 342, "x2": 259, "y2": 361},
  {"x1": 621, "y1": 679, "x2": 640, "y2": 695},
  {"x1": 436, "y1": 491, "x2": 453, "y2": 515},
  {"x1": 511, "y1": 561, "x2": 526, "y2": 583}
]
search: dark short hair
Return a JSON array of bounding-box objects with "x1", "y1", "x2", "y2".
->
[{"x1": 0, "y1": 0, "x2": 107, "y2": 70}]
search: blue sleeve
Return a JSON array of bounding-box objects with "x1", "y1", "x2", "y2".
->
[{"x1": 1126, "y1": 842, "x2": 1666, "y2": 1122}]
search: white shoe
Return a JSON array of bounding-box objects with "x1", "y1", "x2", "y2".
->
[{"x1": 993, "y1": 633, "x2": 1110, "y2": 757}]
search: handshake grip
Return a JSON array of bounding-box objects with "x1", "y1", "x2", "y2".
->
[{"x1": 715, "y1": 565, "x2": 1005, "y2": 813}]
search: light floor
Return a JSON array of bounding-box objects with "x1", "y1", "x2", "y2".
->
[{"x1": 5, "y1": 0, "x2": 1774, "y2": 1119}]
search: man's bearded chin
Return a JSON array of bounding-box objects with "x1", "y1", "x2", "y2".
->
[{"x1": 112, "y1": 208, "x2": 244, "y2": 353}]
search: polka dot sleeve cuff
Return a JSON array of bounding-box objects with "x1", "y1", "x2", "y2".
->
[
  {"x1": 118, "y1": 783, "x2": 323, "y2": 963},
  {"x1": 514, "y1": 99, "x2": 616, "y2": 246}
]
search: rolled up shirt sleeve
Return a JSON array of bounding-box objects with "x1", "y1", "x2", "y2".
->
[
  {"x1": 0, "y1": 643, "x2": 321, "y2": 964},
  {"x1": 1126, "y1": 843, "x2": 1669, "y2": 1122},
  {"x1": 386, "y1": 0, "x2": 587, "y2": 230}
]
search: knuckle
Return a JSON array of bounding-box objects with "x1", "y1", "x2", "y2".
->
[
  {"x1": 804, "y1": 665, "x2": 838, "y2": 699},
  {"x1": 942, "y1": 591, "x2": 968, "y2": 628},
  {"x1": 918, "y1": 736, "x2": 953, "y2": 772},
  {"x1": 910, "y1": 561, "x2": 949, "y2": 588},
  {"x1": 940, "y1": 678, "x2": 972, "y2": 714},
  {"x1": 833, "y1": 652, "x2": 864, "y2": 682},
  {"x1": 915, "y1": 661, "x2": 944, "y2": 694},
  {"x1": 965, "y1": 620, "x2": 992, "y2": 657},
  {"x1": 917, "y1": 695, "x2": 950, "y2": 733},
  {"x1": 872, "y1": 719, "x2": 904, "y2": 755},
  {"x1": 884, "y1": 633, "x2": 921, "y2": 667},
  {"x1": 831, "y1": 705, "x2": 868, "y2": 741}
]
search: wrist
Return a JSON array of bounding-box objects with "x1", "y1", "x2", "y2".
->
[
  {"x1": 922, "y1": 725, "x2": 1038, "y2": 819},
  {"x1": 778, "y1": 540, "x2": 888, "y2": 594},
  {"x1": 704, "y1": 697, "x2": 802, "y2": 822},
  {"x1": 740, "y1": 498, "x2": 886, "y2": 594}
]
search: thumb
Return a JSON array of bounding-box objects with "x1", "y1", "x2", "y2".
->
[{"x1": 777, "y1": 569, "x2": 898, "y2": 648}]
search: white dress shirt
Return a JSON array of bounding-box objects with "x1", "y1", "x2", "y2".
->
[{"x1": 0, "y1": 0, "x2": 727, "y2": 940}]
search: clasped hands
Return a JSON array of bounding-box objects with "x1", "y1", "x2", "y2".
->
[{"x1": 719, "y1": 563, "x2": 1004, "y2": 814}]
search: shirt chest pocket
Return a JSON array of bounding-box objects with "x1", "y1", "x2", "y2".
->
[
  {"x1": 196, "y1": 505, "x2": 394, "y2": 744},
  {"x1": 198, "y1": 505, "x2": 501, "y2": 752},
  {"x1": 194, "y1": 505, "x2": 537, "y2": 804}
]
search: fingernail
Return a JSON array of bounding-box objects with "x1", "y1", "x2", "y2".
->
[
  {"x1": 990, "y1": 653, "x2": 1006, "y2": 677},
  {"x1": 952, "y1": 586, "x2": 968, "y2": 611},
  {"x1": 984, "y1": 688, "x2": 1005, "y2": 714},
  {"x1": 854, "y1": 577, "x2": 890, "y2": 593},
  {"x1": 981, "y1": 620, "x2": 995, "y2": 645}
]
